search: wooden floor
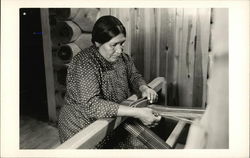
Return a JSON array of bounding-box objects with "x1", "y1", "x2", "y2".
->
[{"x1": 20, "y1": 115, "x2": 60, "y2": 149}]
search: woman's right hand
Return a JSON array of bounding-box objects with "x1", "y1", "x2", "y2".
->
[{"x1": 135, "y1": 107, "x2": 162, "y2": 128}]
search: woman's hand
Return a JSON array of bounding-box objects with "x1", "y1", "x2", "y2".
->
[
  {"x1": 139, "y1": 85, "x2": 158, "y2": 103},
  {"x1": 135, "y1": 107, "x2": 161, "y2": 128}
]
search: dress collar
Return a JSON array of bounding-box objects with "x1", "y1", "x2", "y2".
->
[{"x1": 89, "y1": 45, "x2": 114, "y2": 71}]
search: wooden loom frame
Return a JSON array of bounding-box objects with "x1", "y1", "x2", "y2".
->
[{"x1": 57, "y1": 77, "x2": 205, "y2": 149}]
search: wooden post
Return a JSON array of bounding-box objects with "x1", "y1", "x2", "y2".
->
[{"x1": 40, "y1": 9, "x2": 57, "y2": 122}]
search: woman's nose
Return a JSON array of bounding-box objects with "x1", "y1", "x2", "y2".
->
[{"x1": 115, "y1": 45, "x2": 123, "y2": 54}]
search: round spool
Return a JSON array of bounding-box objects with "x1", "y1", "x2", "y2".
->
[
  {"x1": 74, "y1": 33, "x2": 93, "y2": 50},
  {"x1": 56, "y1": 21, "x2": 82, "y2": 43},
  {"x1": 72, "y1": 8, "x2": 99, "y2": 32},
  {"x1": 57, "y1": 43, "x2": 81, "y2": 63},
  {"x1": 55, "y1": 8, "x2": 80, "y2": 20}
]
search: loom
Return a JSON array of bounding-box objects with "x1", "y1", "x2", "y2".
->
[{"x1": 56, "y1": 77, "x2": 205, "y2": 149}]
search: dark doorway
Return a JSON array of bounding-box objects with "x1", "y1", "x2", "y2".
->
[{"x1": 20, "y1": 8, "x2": 48, "y2": 121}]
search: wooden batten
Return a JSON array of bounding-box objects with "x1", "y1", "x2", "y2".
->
[
  {"x1": 55, "y1": 21, "x2": 82, "y2": 43},
  {"x1": 72, "y1": 8, "x2": 99, "y2": 32},
  {"x1": 57, "y1": 77, "x2": 166, "y2": 149}
]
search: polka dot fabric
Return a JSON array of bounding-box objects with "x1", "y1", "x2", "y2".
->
[{"x1": 58, "y1": 45, "x2": 147, "y2": 148}]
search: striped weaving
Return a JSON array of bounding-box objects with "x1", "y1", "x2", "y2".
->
[{"x1": 122, "y1": 119, "x2": 171, "y2": 149}]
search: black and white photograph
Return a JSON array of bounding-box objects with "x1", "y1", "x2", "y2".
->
[{"x1": 1, "y1": 1, "x2": 249, "y2": 158}]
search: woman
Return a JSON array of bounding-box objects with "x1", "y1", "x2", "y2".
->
[{"x1": 58, "y1": 15, "x2": 161, "y2": 148}]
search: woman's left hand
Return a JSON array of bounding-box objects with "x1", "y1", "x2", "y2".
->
[{"x1": 140, "y1": 85, "x2": 158, "y2": 103}]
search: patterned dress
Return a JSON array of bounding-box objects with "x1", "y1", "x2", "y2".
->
[{"x1": 58, "y1": 45, "x2": 147, "y2": 148}]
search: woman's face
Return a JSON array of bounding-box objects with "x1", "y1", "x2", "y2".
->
[{"x1": 97, "y1": 33, "x2": 126, "y2": 63}]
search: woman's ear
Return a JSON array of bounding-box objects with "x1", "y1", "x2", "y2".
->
[{"x1": 95, "y1": 42, "x2": 101, "y2": 47}]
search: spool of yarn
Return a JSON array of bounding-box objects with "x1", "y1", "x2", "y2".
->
[
  {"x1": 55, "y1": 21, "x2": 82, "y2": 43},
  {"x1": 54, "y1": 8, "x2": 80, "y2": 20},
  {"x1": 74, "y1": 33, "x2": 93, "y2": 50},
  {"x1": 57, "y1": 43, "x2": 81, "y2": 63},
  {"x1": 72, "y1": 8, "x2": 99, "y2": 32}
]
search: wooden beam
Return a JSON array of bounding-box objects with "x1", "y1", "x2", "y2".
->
[
  {"x1": 40, "y1": 9, "x2": 57, "y2": 122},
  {"x1": 148, "y1": 104, "x2": 205, "y2": 119},
  {"x1": 57, "y1": 77, "x2": 166, "y2": 149},
  {"x1": 166, "y1": 120, "x2": 186, "y2": 148}
]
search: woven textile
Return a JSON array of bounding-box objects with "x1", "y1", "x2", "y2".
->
[{"x1": 123, "y1": 119, "x2": 171, "y2": 149}]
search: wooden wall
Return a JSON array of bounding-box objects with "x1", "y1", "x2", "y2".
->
[
  {"x1": 103, "y1": 8, "x2": 211, "y2": 108},
  {"x1": 46, "y1": 8, "x2": 215, "y2": 121}
]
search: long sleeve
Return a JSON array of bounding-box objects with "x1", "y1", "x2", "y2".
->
[
  {"x1": 66, "y1": 57, "x2": 119, "y2": 120},
  {"x1": 122, "y1": 54, "x2": 147, "y2": 95}
]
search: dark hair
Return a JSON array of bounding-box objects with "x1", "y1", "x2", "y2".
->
[{"x1": 91, "y1": 15, "x2": 126, "y2": 45}]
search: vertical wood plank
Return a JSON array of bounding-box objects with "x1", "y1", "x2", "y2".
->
[
  {"x1": 155, "y1": 8, "x2": 161, "y2": 77},
  {"x1": 193, "y1": 8, "x2": 211, "y2": 108},
  {"x1": 160, "y1": 8, "x2": 176, "y2": 106},
  {"x1": 144, "y1": 8, "x2": 151, "y2": 82},
  {"x1": 118, "y1": 9, "x2": 132, "y2": 56},
  {"x1": 109, "y1": 8, "x2": 131, "y2": 56},
  {"x1": 144, "y1": 8, "x2": 157, "y2": 82},
  {"x1": 130, "y1": 8, "x2": 145, "y2": 77},
  {"x1": 40, "y1": 9, "x2": 57, "y2": 122},
  {"x1": 150, "y1": 8, "x2": 157, "y2": 81},
  {"x1": 172, "y1": 8, "x2": 183, "y2": 107},
  {"x1": 177, "y1": 9, "x2": 197, "y2": 107},
  {"x1": 159, "y1": 9, "x2": 167, "y2": 78}
]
